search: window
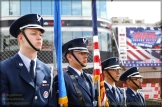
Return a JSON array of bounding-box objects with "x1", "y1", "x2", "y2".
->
[
  {"x1": 1, "y1": 1, "x2": 9, "y2": 16},
  {"x1": 107, "y1": 33, "x2": 112, "y2": 52},
  {"x1": 20, "y1": 0, "x2": 30, "y2": 15},
  {"x1": 62, "y1": 31, "x2": 72, "y2": 44},
  {"x1": 100, "y1": 32, "x2": 108, "y2": 51},
  {"x1": 96, "y1": 1, "x2": 100, "y2": 17},
  {"x1": 9, "y1": 1, "x2": 20, "y2": 15},
  {"x1": 61, "y1": 0, "x2": 72, "y2": 15},
  {"x1": 100, "y1": 1, "x2": 107, "y2": 18},
  {"x1": 72, "y1": 0, "x2": 81, "y2": 15},
  {"x1": 31, "y1": 1, "x2": 41, "y2": 14},
  {"x1": 73, "y1": 31, "x2": 82, "y2": 39},
  {"x1": 83, "y1": 31, "x2": 92, "y2": 37},
  {"x1": 42, "y1": 31, "x2": 53, "y2": 50},
  {"x1": 82, "y1": 1, "x2": 91, "y2": 16},
  {"x1": 98, "y1": 32, "x2": 109, "y2": 51},
  {"x1": 42, "y1": 0, "x2": 52, "y2": 15}
]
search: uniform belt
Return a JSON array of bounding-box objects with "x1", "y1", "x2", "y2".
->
[{"x1": 67, "y1": 71, "x2": 86, "y2": 107}]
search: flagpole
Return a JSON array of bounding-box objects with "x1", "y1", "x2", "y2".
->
[
  {"x1": 112, "y1": 31, "x2": 126, "y2": 70},
  {"x1": 92, "y1": 0, "x2": 109, "y2": 107},
  {"x1": 54, "y1": 0, "x2": 68, "y2": 106}
]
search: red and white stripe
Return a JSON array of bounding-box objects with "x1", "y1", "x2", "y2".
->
[
  {"x1": 126, "y1": 38, "x2": 157, "y2": 60},
  {"x1": 93, "y1": 35, "x2": 107, "y2": 107}
]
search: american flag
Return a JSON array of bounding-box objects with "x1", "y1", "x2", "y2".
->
[{"x1": 92, "y1": 0, "x2": 109, "y2": 107}]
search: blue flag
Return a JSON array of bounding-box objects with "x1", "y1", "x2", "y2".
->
[{"x1": 54, "y1": 0, "x2": 68, "y2": 105}]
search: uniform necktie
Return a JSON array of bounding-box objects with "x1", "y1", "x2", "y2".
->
[
  {"x1": 137, "y1": 93, "x2": 143, "y2": 105},
  {"x1": 81, "y1": 73, "x2": 90, "y2": 89},
  {"x1": 112, "y1": 87, "x2": 119, "y2": 101},
  {"x1": 30, "y1": 60, "x2": 35, "y2": 81}
]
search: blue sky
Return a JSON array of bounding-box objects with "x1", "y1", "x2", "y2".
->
[{"x1": 106, "y1": 1, "x2": 161, "y2": 23}]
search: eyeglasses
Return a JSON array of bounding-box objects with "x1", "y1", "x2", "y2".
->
[{"x1": 131, "y1": 78, "x2": 143, "y2": 82}]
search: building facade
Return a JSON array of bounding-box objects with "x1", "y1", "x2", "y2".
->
[{"x1": 0, "y1": 0, "x2": 113, "y2": 70}]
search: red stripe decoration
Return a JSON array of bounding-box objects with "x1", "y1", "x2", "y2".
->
[
  {"x1": 94, "y1": 55, "x2": 100, "y2": 63},
  {"x1": 127, "y1": 50, "x2": 141, "y2": 60},
  {"x1": 94, "y1": 69, "x2": 100, "y2": 75},
  {"x1": 127, "y1": 41, "x2": 150, "y2": 59},
  {"x1": 94, "y1": 42, "x2": 99, "y2": 49}
]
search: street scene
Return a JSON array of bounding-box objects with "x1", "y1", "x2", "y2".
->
[{"x1": 0, "y1": 0, "x2": 161, "y2": 107}]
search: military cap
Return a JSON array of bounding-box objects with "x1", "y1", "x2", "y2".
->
[
  {"x1": 62, "y1": 37, "x2": 89, "y2": 54},
  {"x1": 101, "y1": 57, "x2": 121, "y2": 71},
  {"x1": 9, "y1": 14, "x2": 45, "y2": 38},
  {"x1": 119, "y1": 67, "x2": 143, "y2": 81}
]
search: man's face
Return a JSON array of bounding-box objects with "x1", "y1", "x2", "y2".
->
[
  {"x1": 67, "y1": 50, "x2": 88, "y2": 68},
  {"x1": 105, "y1": 69, "x2": 121, "y2": 81},
  {"x1": 18, "y1": 28, "x2": 43, "y2": 50},
  {"x1": 128, "y1": 77, "x2": 143, "y2": 89}
]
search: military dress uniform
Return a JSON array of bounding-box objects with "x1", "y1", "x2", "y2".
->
[
  {"x1": 0, "y1": 14, "x2": 57, "y2": 107},
  {"x1": 120, "y1": 67, "x2": 146, "y2": 107},
  {"x1": 54, "y1": 38, "x2": 97, "y2": 107},
  {"x1": 101, "y1": 58, "x2": 125, "y2": 107}
]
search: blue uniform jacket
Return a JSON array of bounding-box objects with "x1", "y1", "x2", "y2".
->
[
  {"x1": 104, "y1": 83, "x2": 125, "y2": 107},
  {"x1": 126, "y1": 87, "x2": 146, "y2": 107},
  {"x1": 0, "y1": 53, "x2": 57, "y2": 107},
  {"x1": 54, "y1": 66, "x2": 96, "y2": 107}
]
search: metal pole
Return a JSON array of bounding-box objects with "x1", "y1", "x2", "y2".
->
[
  {"x1": 53, "y1": 34, "x2": 57, "y2": 76},
  {"x1": 112, "y1": 31, "x2": 124, "y2": 66}
]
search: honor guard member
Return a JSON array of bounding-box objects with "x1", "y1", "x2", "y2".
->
[
  {"x1": 101, "y1": 57, "x2": 125, "y2": 107},
  {"x1": 120, "y1": 67, "x2": 146, "y2": 107},
  {"x1": 54, "y1": 38, "x2": 97, "y2": 107},
  {"x1": 0, "y1": 14, "x2": 57, "y2": 107}
]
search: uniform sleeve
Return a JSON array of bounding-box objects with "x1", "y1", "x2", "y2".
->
[{"x1": 0, "y1": 66, "x2": 10, "y2": 107}]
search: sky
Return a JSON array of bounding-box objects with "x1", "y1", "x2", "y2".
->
[{"x1": 106, "y1": 1, "x2": 161, "y2": 24}]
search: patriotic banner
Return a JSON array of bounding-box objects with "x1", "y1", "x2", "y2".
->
[
  {"x1": 117, "y1": 27, "x2": 162, "y2": 66},
  {"x1": 92, "y1": 0, "x2": 109, "y2": 107},
  {"x1": 54, "y1": 0, "x2": 68, "y2": 106}
]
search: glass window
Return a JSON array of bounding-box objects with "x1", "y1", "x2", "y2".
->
[
  {"x1": 72, "y1": 0, "x2": 81, "y2": 15},
  {"x1": 82, "y1": 1, "x2": 91, "y2": 16},
  {"x1": 20, "y1": 0, "x2": 30, "y2": 15},
  {"x1": 62, "y1": 31, "x2": 72, "y2": 44},
  {"x1": 73, "y1": 31, "x2": 82, "y2": 39},
  {"x1": 107, "y1": 33, "x2": 112, "y2": 52},
  {"x1": 98, "y1": 32, "x2": 102, "y2": 50},
  {"x1": 100, "y1": 1, "x2": 107, "y2": 18},
  {"x1": 42, "y1": 31, "x2": 53, "y2": 50},
  {"x1": 51, "y1": 0, "x2": 54, "y2": 15},
  {"x1": 42, "y1": 0, "x2": 52, "y2": 15},
  {"x1": 31, "y1": 1, "x2": 41, "y2": 14},
  {"x1": 101, "y1": 32, "x2": 108, "y2": 51},
  {"x1": 96, "y1": 1, "x2": 100, "y2": 17},
  {"x1": 83, "y1": 31, "x2": 92, "y2": 38},
  {"x1": 61, "y1": 0, "x2": 72, "y2": 15},
  {"x1": 0, "y1": 32, "x2": 19, "y2": 52},
  {"x1": 1, "y1": 1, "x2": 9, "y2": 16},
  {"x1": 9, "y1": 1, "x2": 20, "y2": 15}
]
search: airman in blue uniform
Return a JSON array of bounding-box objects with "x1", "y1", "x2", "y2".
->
[
  {"x1": 54, "y1": 38, "x2": 97, "y2": 107},
  {"x1": 101, "y1": 57, "x2": 126, "y2": 107},
  {"x1": 0, "y1": 14, "x2": 57, "y2": 107},
  {"x1": 120, "y1": 67, "x2": 146, "y2": 107}
]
